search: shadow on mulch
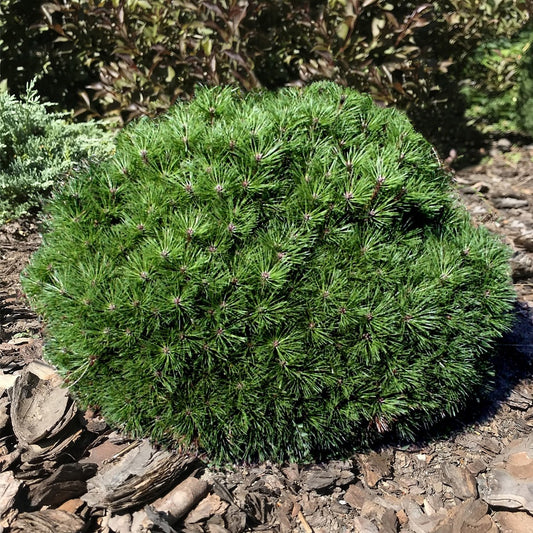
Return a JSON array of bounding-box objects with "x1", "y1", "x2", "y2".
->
[{"x1": 447, "y1": 131, "x2": 533, "y2": 171}]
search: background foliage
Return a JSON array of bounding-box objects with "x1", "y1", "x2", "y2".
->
[
  {"x1": 1, "y1": 1, "x2": 530, "y2": 147},
  {"x1": 0, "y1": 0, "x2": 103, "y2": 111},
  {"x1": 22, "y1": 83, "x2": 515, "y2": 462},
  {"x1": 518, "y1": 36, "x2": 533, "y2": 136},
  {"x1": 0, "y1": 83, "x2": 114, "y2": 222},
  {"x1": 461, "y1": 27, "x2": 533, "y2": 135}
]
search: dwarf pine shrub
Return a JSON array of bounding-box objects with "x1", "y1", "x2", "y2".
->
[
  {"x1": 22, "y1": 82, "x2": 515, "y2": 462},
  {"x1": 0, "y1": 83, "x2": 114, "y2": 222}
]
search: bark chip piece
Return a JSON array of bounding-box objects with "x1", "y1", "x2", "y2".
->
[{"x1": 11, "y1": 361, "x2": 77, "y2": 445}]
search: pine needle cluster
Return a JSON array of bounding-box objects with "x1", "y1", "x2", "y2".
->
[{"x1": 22, "y1": 82, "x2": 515, "y2": 462}]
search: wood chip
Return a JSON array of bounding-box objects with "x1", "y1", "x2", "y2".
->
[
  {"x1": 81, "y1": 439, "x2": 200, "y2": 512},
  {"x1": 0, "y1": 471, "x2": 22, "y2": 518},
  {"x1": 28, "y1": 462, "x2": 97, "y2": 508},
  {"x1": 153, "y1": 476, "x2": 209, "y2": 524},
  {"x1": 10, "y1": 509, "x2": 86, "y2": 533},
  {"x1": 11, "y1": 361, "x2": 77, "y2": 445},
  {"x1": 297, "y1": 510, "x2": 313, "y2": 533}
]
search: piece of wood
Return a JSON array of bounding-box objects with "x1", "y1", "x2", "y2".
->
[
  {"x1": 81, "y1": 439, "x2": 200, "y2": 512},
  {"x1": 0, "y1": 397, "x2": 10, "y2": 436},
  {"x1": 11, "y1": 361, "x2": 77, "y2": 445},
  {"x1": 153, "y1": 477, "x2": 209, "y2": 524},
  {"x1": 10, "y1": 509, "x2": 86, "y2": 533},
  {"x1": 131, "y1": 505, "x2": 178, "y2": 533},
  {"x1": 185, "y1": 493, "x2": 228, "y2": 524},
  {"x1": 0, "y1": 445, "x2": 21, "y2": 473},
  {"x1": 20, "y1": 429, "x2": 84, "y2": 465},
  {"x1": 297, "y1": 511, "x2": 313, "y2": 533},
  {"x1": 28, "y1": 462, "x2": 97, "y2": 508},
  {"x1": 0, "y1": 471, "x2": 22, "y2": 518}
]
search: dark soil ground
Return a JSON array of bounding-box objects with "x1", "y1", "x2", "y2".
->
[{"x1": 1, "y1": 140, "x2": 533, "y2": 532}]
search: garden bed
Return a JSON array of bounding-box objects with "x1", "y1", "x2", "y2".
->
[{"x1": 1, "y1": 140, "x2": 533, "y2": 532}]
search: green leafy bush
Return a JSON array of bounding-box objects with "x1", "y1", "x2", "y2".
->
[
  {"x1": 0, "y1": 84, "x2": 114, "y2": 222},
  {"x1": 22, "y1": 83, "x2": 515, "y2": 462},
  {"x1": 518, "y1": 37, "x2": 533, "y2": 136},
  {"x1": 5, "y1": 0, "x2": 529, "y2": 139},
  {"x1": 0, "y1": 0, "x2": 103, "y2": 111},
  {"x1": 461, "y1": 29, "x2": 533, "y2": 134}
]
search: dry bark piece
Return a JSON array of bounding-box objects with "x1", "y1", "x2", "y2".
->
[
  {"x1": 478, "y1": 436, "x2": 502, "y2": 456},
  {"x1": 206, "y1": 516, "x2": 231, "y2": 533},
  {"x1": 11, "y1": 360, "x2": 77, "y2": 445},
  {"x1": 360, "y1": 500, "x2": 389, "y2": 528},
  {"x1": 478, "y1": 434, "x2": 533, "y2": 513},
  {"x1": 224, "y1": 504, "x2": 247, "y2": 533},
  {"x1": 492, "y1": 197, "x2": 529, "y2": 209},
  {"x1": 0, "y1": 470, "x2": 22, "y2": 518},
  {"x1": 0, "y1": 372, "x2": 17, "y2": 393},
  {"x1": 28, "y1": 462, "x2": 97, "y2": 508},
  {"x1": 151, "y1": 476, "x2": 209, "y2": 524},
  {"x1": 353, "y1": 515, "x2": 379, "y2": 533},
  {"x1": 0, "y1": 448, "x2": 21, "y2": 472},
  {"x1": 343, "y1": 484, "x2": 371, "y2": 510},
  {"x1": 493, "y1": 510, "x2": 533, "y2": 533},
  {"x1": 506, "y1": 385, "x2": 533, "y2": 410},
  {"x1": 441, "y1": 463, "x2": 478, "y2": 500},
  {"x1": 185, "y1": 493, "x2": 228, "y2": 524},
  {"x1": 515, "y1": 230, "x2": 533, "y2": 252},
  {"x1": 10, "y1": 509, "x2": 87, "y2": 533},
  {"x1": 81, "y1": 439, "x2": 200, "y2": 512},
  {"x1": 467, "y1": 458, "x2": 488, "y2": 476},
  {"x1": 434, "y1": 498, "x2": 497, "y2": 533},
  {"x1": 131, "y1": 505, "x2": 179, "y2": 533},
  {"x1": 17, "y1": 428, "x2": 85, "y2": 479},
  {"x1": 300, "y1": 464, "x2": 337, "y2": 491},
  {"x1": 79, "y1": 439, "x2": 132, "y2": 468},
  {"x1": 380, "y1": 508, "x2": 399, "y2": 533},
  {"x1": 0, "y1": 397, "x2": 10, "y2": 436},
  {"x1": 357, "y1": 450, "x2": 393, "y2": 489},
  {"x1": 511, "y1": 250, "x2": 533, "y2": 280},
  {"x1": 107, "y1": 513, "x2": 133, "y2": 533},
  {"x1": 401, "y1": 496, "x2": 448, "y2": 533},
  {"x1": 57, "y1": 499, "x2": 86, "y2": 514}
]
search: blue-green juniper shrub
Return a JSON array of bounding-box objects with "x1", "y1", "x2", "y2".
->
[
  {"x1": 0, "y1": 82, "x2": 114, "y2": 222},
  {"x1": 22, "y1": 82, "x2": 515, "y2": 462}
]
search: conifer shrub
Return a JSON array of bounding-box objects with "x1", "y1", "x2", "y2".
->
[
  {"x1": 0, "y1": 84, "x2": 114, "y2": 223},
  {"x1": 22, "y1": 82, "x2": 515, "y2": 462}
]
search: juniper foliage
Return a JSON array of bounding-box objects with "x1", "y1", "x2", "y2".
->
[
  {"x1": 0, "y1": 83, "x2": 114, "y2": 222},
  {"x1": 22, "y1": 82, "x2": 515, "y2": 462}
]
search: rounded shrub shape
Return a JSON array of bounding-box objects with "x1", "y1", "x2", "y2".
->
[{"x1": 22, "y1": 82, "x2": 515, "y2": 462}]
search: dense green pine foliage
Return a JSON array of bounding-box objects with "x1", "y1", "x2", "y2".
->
[
  {"x1": 22, "y1": 83, "x2": 515, "y2": 462},
  {"x1": 0, "y1": 84, "x2": 114, "y2": 222}
]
